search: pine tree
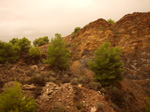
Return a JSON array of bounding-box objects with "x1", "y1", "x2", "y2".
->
[
  {"x1": 89, "y1": 41, "x2": 124, "y2": 86},
  {"x1": 0, "y1": 81, "x2": 37, "y2": 112},
  {"x1": 44, "y1": 33, "x2": 70, "y2": 70}
]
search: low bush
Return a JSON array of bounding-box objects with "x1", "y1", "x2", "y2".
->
[
  {"x1": 107, "y1": 19, "x2": 115, "y2": 24},
  {"x1": 0, "y1": 81, "x2": 37, "y2": 112},
  {"x1": 30, "y1": 73, "x2": 48, "y2": 86},
  {"x1": 72, "y1": 27, "x2": 81, "y2": 34}
]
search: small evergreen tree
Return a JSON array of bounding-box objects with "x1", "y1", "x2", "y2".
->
[
  {"x1": 89, "y1": 41, "x2": 124, "y2": 86},
  {"x1": 0, "y1": 41, "x2": 20, "y2": 63},
  {"x1": 16, "y1": 37, "x2": 31, "y2": 54},
  {"x1": 33, "y1": 36, "x2": 49, "y2": 46},
  {"x1": 43, "y1": 33, "x2": 70, "y2": 70},
  {"x1": 0, "y1": 81, "x2": 37, "y2": 112}
]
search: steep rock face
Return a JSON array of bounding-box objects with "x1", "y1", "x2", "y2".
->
[
  {"x1": 65, "y1": 12, "x2": 150, "y2": 80},
  {"x1": 64, "y1": 12, "x2": 150, "y2": 111}
]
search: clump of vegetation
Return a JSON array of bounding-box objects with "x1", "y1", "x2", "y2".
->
[
  {"x1": 107, "y1": 19, "x2": 115, "y2": 24},
  {"x1": 9, "y1": 38, "x2": 19, "y2": 45},
  {"x1": 145, "y1": 97, "x2": 150, "y2": 112},
  {"x1": 33, "y1": 36, "x2": 49, "y2": 46},
  {"x1": 89, "y1": 81, "x2": 101, "y2": 90},
  {"x1": 29, "y1": 46, "x2": 41, "y2": 58},
  {"x1": 30, "y1": 73, "x2": 48, "y2": 86},
  {"x1": 72, "y1": 27, "x2": 81, "y2": 34},
  {"x1": 43, "y1": 33, "x2": 70, "y2": 70},
  {"x1": 51, "y1": 102, "x2": 66, "y2": 112},
  {"x1": 16, "y1": 37, "x2": 31, "y2": 54},
  {"x1": 0, "y1": 81, "x2": 37, "y2": 112},
  {"x1": 0, "y1": 41, "x2": 20, "y2": 64},
  {"x1": 89, "y1": 41, "x2": 124, "y2": 86}
]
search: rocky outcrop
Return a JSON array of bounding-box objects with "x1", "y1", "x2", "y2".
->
[{"x1": 37, "y1": 82, "x2": 115, "y2": 112}]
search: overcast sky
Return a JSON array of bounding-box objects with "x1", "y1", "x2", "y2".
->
[{"x1": 0, "y1": 0, "x2": 150, "y2": 42}]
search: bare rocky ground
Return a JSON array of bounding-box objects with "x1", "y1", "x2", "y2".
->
[{"x1": 0, "y1": 12, "x2": 150, "y2": 112}]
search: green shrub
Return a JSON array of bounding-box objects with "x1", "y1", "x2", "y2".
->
[
  {"x1": 33, "y1": 36, "x2": 49, "y2": 46},
  {"x1": 43, "y1": 33, "x2": 70, "y2": 70},
  {"x1": 89, "y1": 41, "x2": 124, "y2": 86},
  {"x1": 72, "y1": 27, "x2": 81, "y2": 34},
  {"x1": 107, "y1": 19, "x2": 115, "y2": 24},
  {"x1": 0, "y1": 41, "x2": 20, "y2": 64},
  {"x1": 0, "y1": 81, "x2": 37, "y2": 112},
  {"x1": 29, "y1": 46, "x2": 41, "y2": 58}
]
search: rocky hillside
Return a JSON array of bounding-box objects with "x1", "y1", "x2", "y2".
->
[
  {"x1": 64, "y1": 12, "x2": 150, "y2": 111},
  {"x1": 0, "y1": 12, "x2": 150, "y2": 112}
]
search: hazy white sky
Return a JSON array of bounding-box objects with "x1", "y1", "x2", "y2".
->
[{"x1": 0, "y1": 0, "x2": 150, "y2": 42}]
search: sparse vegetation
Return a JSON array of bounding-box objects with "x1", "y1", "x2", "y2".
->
[
  {"x1": 51, "y1": 102, "x2": 66, "y2": 112},
  {"x1": 72, "y1": 27, "x2": 81, "y2": 34},
  {"x1": 107, "y1": 19, "x2": 115, "y2": 24},
  {"x1": 33, "y1": 36, "x2": 49, "y2": 46},
  {"x1": 108, "y1": 86, "x2": 128, "y2": 109},
  {"x1": 43, "y1": 33, "x2": 70, "y2": 70},
  {"x1": 30, "y1": 73, "x2": 48, "y2": 86},
  {"x1": 0, "y1": 81, "x2": 37, "y2": 112},
  {"x1": 89, "y1": 41, "x2": 124, "y2": 86}
]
